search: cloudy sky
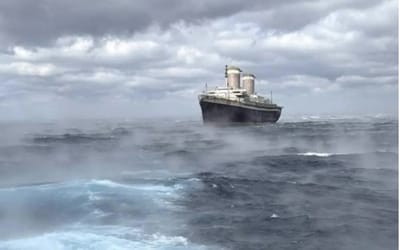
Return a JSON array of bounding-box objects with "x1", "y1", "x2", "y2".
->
[{"x1": 0, "y1": 0, "x2": 397, "y2": 120}]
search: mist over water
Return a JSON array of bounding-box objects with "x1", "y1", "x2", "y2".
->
[{"x1": 0, "y1": 116, "x2": 397, "y2": 249}]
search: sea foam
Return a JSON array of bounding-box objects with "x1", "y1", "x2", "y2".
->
[
  {"x1": 297, "y1": 152, "x2": 333, "y2": 157},
  {"x1": 0, "y1": 225, "x2": 208, "y2": 250}
]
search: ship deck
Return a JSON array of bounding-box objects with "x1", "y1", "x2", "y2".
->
[{"x1": 199, "y1": 95, "x2": 282, "y2": 112}]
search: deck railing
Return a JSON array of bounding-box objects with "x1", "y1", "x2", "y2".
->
[{"x1": 200, "y1": 95, "x2": 282, "y2": 109}]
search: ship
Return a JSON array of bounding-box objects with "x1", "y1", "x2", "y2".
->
[{"x1": 198, "y1": 65, "x2": 283, "y2": 123}]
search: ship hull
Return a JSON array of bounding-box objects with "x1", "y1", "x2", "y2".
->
[{"x1": 200, "y1": 98, "x2": 281, "y2": 123}]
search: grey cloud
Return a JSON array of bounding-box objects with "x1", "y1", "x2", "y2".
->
[
  {"x1": 0, "y1": 0, "x2": 386, "y2": 47},
  {"x1": 233, "y1": 0, "x2": 384, "y2": 32},
  {"x1": 0, "y1": 0, "x2": 293, "y2": 47},
  {"x1": 0, "y1": 0, "x2": 397, "y2": 119}
]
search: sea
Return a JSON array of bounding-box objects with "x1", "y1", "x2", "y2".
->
[{"x1": 0, "y1": 115, "x2": 397, "y2": 250}]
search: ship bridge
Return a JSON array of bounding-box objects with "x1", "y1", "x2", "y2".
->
[{"x1": 202, "y1": 87, "x2": 273, "y2": 105}]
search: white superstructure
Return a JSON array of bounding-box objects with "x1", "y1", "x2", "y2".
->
[{"x1": 202, "y1": 65, "x2": 273, "y2": 105}]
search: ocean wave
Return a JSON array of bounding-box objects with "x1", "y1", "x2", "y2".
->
[
  {"x1": 26, "y1": 127, "x2": 132, "y2": 145},
  {"x1": 86, "y1": 179, "x2": 184, "y2": 197},
  {"x1": 0, "y1": 179, "x2": 186, "y2": 214},
  {"x1": 0, "y1": 178, "x2": 187, "y2": 207},
  {"x1": 0, "y1": 225, "x2": 209, "y2": 250},
  {"x1": 30, "y1": 133, "x2": 118, "y2": 144},
  {"x1": 284, "y1": 114, "x2": 397, "y2": 122},
  {"x1": 296, "y1": 151, "x2": 398, "y2": 157},
  {"x1": 0, "y1": 179, "x2": 194, "y2": 241},
  {"x1": 297, "y1": 152, "x2": 333, "y2": 157},
  {"x1": 0, "y1": 119, "x2": 396, "y2": 249},
  {"x1": 0, "y1": 179, "x2": 182, "y2": 194}
]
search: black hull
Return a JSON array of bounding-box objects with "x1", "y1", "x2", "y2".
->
[{"x1": 200, "y1": 99, "x2": 281, "y2": 123}]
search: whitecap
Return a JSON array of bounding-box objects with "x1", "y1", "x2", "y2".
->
[
  {"x1": 297, "y1": 152, "x2": 333, "y2": 157},
  {"x1": 187, "y1": 178, "x2": 201, "y2": 182},
  {"x1": 0, "y1": 225, "x2": 209, "y2": 250},
  {"x1": 87, "y1": 179, "x2": 182, "y2": 194}
]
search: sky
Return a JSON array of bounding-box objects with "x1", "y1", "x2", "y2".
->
[{"x1": 0, "y1": 0, "x2": 397, "y2": 120}]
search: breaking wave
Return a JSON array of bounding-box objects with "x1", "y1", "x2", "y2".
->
[
  {"x1": 297, "y1": 152, "x2": 333, "y2": 157},
  {"x1": 0, "y1": 225, "x2": 209, "y2": 250}
]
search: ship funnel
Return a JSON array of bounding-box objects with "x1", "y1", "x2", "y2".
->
[
  {"x1": 227, "y1": 65, "x2": 241, "y2": 89},
  {"x1": 242, "y1": 73, "x2": 255, "y2": 94}
]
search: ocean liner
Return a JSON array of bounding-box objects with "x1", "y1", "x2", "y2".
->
[{"x1": 199, "y1": 65, "x2": 282, "y2": 123}]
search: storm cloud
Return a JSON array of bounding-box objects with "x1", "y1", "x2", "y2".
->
[{"x1": 0, "y1": 0, "x2": 397, "y2": 120}]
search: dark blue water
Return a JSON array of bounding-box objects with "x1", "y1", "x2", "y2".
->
[{"x1": 0, "y1": 116, "x2": 397, "y2": 249}]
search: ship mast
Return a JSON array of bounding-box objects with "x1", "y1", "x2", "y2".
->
[
  {"x1": 225, "y1": 65, "x2": 228, "y2": 87},
  {"x1": 225, "y1": 64, "x2": 230, "y2": 99},
  {"x1": 270, "y1": 91, "x2": 273, "y2": 104}
]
